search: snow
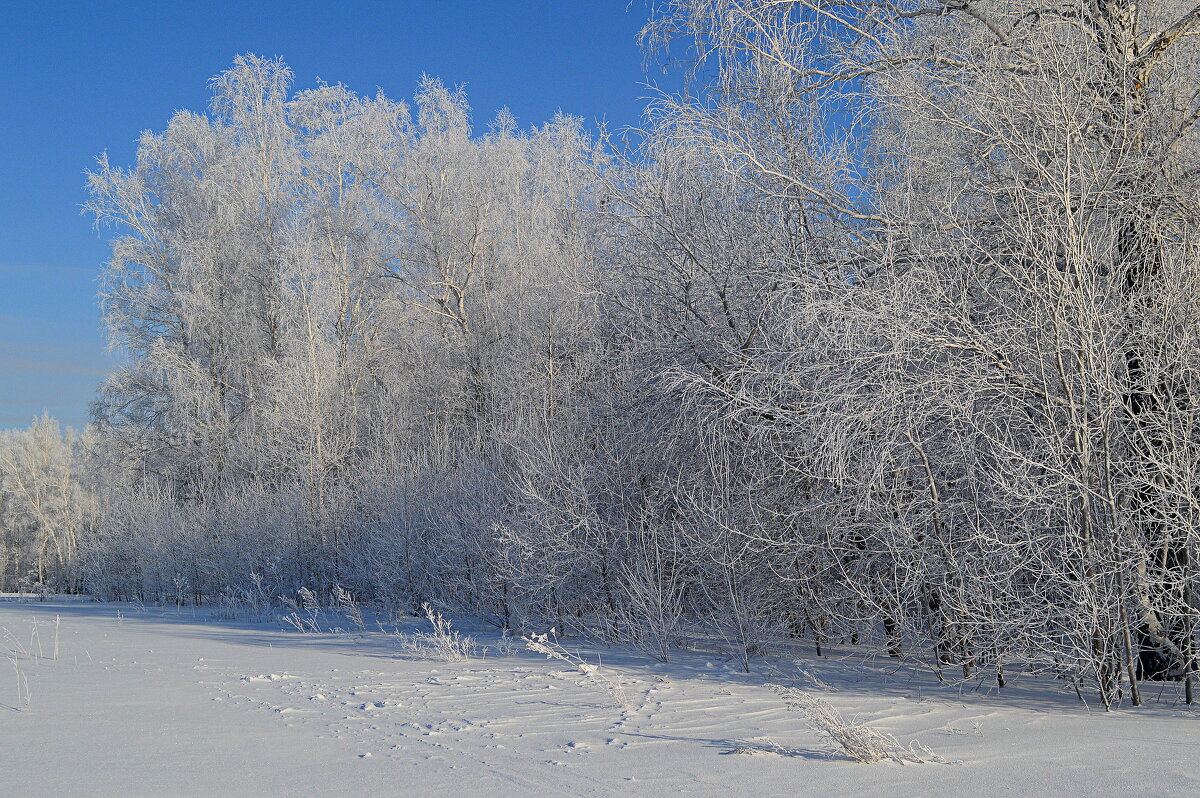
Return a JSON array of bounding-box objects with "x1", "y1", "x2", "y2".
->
[{"x1": 2, "y1": 600, "x2": 1197, "y2": 797}]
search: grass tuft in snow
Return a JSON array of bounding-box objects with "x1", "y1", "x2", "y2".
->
[
  {"x1": 2, "y1": 619, "x2": 58, "y2": 712},
  {"x1": 768, "y1": 684, "x2": 948, "y2": 764}
]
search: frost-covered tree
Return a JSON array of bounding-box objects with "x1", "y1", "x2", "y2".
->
[
  {"x1": 0, "y1": 414, "x2": 93, "y2": 592},
  {"x1": 646, "y1": 0, "x2": 1200, "y2": 704}
]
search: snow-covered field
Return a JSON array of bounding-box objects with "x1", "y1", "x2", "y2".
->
[{"x1": 2, "y1": 600, "x2": 1197, "y2": 797}]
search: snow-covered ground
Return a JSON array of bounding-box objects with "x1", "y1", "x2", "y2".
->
[{"x1": 2, "y1": 599, "x2": 1197, "y2": 797}]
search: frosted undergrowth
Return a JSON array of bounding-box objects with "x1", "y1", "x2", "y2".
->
[
  {"x1": 277, "y1": 585, "x2": 367, "y2": 635},
  {"x1": 280, "y1": 587, "x2": 323, "y2": 633},
  {"x1": 395, "y1": 603, "x2": 478, "y2": 662}
]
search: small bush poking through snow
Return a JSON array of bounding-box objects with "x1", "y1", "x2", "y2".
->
[
  {"x1": 768, "y1": 684, "x2": 946, "y2": 764},
  {"x1": 395, "y1": 604, "x2": 478, "y2": 662},
  {"x1": 493, "y1": 628, "x2": 518, "y2": 657}
]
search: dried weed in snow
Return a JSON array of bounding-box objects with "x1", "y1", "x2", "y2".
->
[{"x1": 768, "y1": 684, "x2": 948, "y2": 764}]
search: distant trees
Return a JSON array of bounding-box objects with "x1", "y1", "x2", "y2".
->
[
  {"x1": 81, "y1": 55, "x2": 610, "y2": 613},
  {"x1": 33, "y1": 0, "x2": 1200, "y2": 708},
  {"x1": 0, "y1": 414, "x2": 92, "y2": 592}
]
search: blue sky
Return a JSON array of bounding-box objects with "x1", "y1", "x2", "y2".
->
[{"x1": 0, "y1": 1, "x2": 656, "y2": 430}]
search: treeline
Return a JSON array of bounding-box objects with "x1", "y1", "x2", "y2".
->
[{"x1": 5, "y1": 1, "x2": 1200, "y2": 708}]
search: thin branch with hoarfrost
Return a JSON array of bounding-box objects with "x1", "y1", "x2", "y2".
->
[{"x1": 523, "y1": 632, "x2": 631, "y2": 710}]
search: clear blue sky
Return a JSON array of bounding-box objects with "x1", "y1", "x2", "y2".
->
[{"x1": 0, "y1": 1, "x2": 657, "y2": 430}]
